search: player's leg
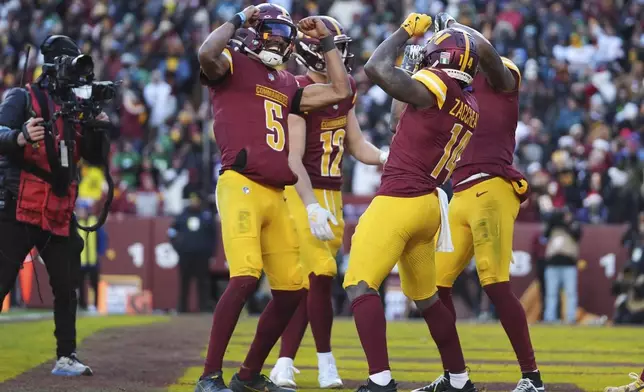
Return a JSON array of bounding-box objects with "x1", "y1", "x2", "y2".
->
[
  {"x1": 434, "y1": 191, "x2": 474, "y2": 319},
  {"x1": 400, "y1": 193, "x2": 474, "y2": 392},
  {"x1": 468, "y1": 178, "x2": 542, "y2": 391},
  {"x1": 199, "y1": 172, "x2": 266, "y2": 392},
  {"x1": 309, "y1": 189, "x2": 344, "y2": 388},
  {"x1": 272, "y1": 187, "x2": 310, "y2": 388},
  {"x1": 604, "y1": 370, "x2": 644, "y2": 392},
  {"x1": 230, "y1": 190, "x2": 305, "y2": 392},
  {"x1": 342, "y1": 196, "x2": 412, "y2": 392}
]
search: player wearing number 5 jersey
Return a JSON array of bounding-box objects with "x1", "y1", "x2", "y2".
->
[
  {"x1": 344, "y1": 13, "x2": 480, "y2": 392},
  {"x1": 196, "y1": 4, "x2": 351, "y2": 392},
  {"x1": 269, "y1": 16, "x2": 388, "y2": 390}
]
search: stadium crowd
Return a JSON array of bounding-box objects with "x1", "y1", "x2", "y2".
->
[{"x1": 0, "y1": 0, "x2": 641, "y2": 226}]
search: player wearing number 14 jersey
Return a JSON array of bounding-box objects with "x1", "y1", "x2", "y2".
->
[
  {"x1": 344, "y1": 13, "x2": 480, "y2": 392},
  {"x1": 195, "y1": 4, "x2": 351, "y2": 392},
  {"x1": 269, "y1": 16, "x2": 388, "y2": 390}
]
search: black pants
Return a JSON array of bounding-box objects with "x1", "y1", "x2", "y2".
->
[
  {"x1": 0, "y1": 219, "x2": 83, "y2": 358},
  {"x1": 177, "y1": 254, "x2": 211, "y2": 313},
  {"x1": 78, "y1": 266, "x2": 99, "y2": 309}
]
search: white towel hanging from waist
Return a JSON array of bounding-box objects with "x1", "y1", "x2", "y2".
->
[{"x1": 435, "y1": 188, "x2": 453, "y2": 252}]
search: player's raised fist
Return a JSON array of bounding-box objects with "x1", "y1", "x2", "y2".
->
[
  {"x1": 434, "y1": 12, "x2": 455, "y2": 33},
  {"x1": 241, "y1": 5, "x2": 259, "y2": 27},
  {"x1": 401, "y1": 13, "x2": 433, "y2": 37},
  {"x1": 298, "y1": 17, "x2": 330, "y2": 39}
]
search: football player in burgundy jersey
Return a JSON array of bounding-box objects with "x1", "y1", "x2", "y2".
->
[
  {"x1": 269, "y1": 16, "x2": 388, "y2": 390},
  {"x1": 405, "y1": 14, "x2": 544, "y2": 392},
  {"x1": 343, "y1": 13, "x2": 481, "y2": 392},
  {"x1": 195, "y1": 4, "x2": 351, "y2": 392}
]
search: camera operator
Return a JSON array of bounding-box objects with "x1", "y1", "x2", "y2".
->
[
  {"x1": 543, "y1": 207, "x2": 583, "y2": 324},
  {"x1": 0, "y1": 36, "x2": 111, "y2": 376}
]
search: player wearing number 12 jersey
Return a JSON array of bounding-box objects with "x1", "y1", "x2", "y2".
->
[
  {"x1": 195, "y1": 4, "x2": 351, "y2": 392},
  {"x1": 269, "y1": 16, "x2": 388, "y2": 390},
  {"x1": 344, "y1": 13, "x2": 480, "y2": 392}
]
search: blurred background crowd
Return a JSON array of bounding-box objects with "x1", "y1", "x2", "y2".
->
[{"x1": 0, "y1": 0, "x2": 643, "y2": 322}]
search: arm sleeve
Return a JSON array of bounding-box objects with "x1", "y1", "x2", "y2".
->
[
  {"x1": 0, "y1": 88, "x2": 29, "y2": 154},
  {"x1": 411, "y1": 69, "x2": 448, "y2": 109}
]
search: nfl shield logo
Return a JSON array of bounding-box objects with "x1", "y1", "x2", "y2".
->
[
  {"x1": 439, "y1": 52, "x2": 451, "y2": 65},
  {"x1": 268, "y1": 73, "x2": 275, "y2": 81}
]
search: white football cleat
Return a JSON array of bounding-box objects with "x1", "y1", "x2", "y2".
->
[
  {"x1": 317, "y1": 352, "x2": 343, "y2": 389},
  {"x1": 51, "y1": 353, "x2": 93, "y2": 376},
  {"x1": 270, "y1": 357, "x2": 299, "y2": 388}
]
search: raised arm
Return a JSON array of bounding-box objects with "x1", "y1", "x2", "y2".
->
[
  {"x1": 345, "y1": 108, "x2": 387, "y2": 165},
  {"x1": 435, "y1": 12, "x2": 517, "y2": 92},
  {"x1": 297, "y1": 18, "x2": 352, "y2": 113},
  {"x1": 363, "y1": 14, "x2": 435, "y2": 108},
  {"x1": 287, "y1": 114, "x2": 317, "y2": 206},
  {"x1": 198, "y1": 6, "x2": 258, "y2": 81}
]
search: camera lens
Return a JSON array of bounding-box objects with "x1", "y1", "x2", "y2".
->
[{"x1": 72, "y1": 55, "x2": 94, "y2": 80}]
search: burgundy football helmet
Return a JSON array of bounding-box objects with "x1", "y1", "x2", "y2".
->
[
  {"x1": 422, "y1": 27, "x2": 479, "y2": 86},
  {"x1": 294, "y1": 16, "x2": 353, "y2": 73},
  {"x1": 239, "y1": 3, "x2": 297, "y2": 67}
]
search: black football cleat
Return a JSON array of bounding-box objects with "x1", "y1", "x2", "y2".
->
[
  {"x1": 229, "y1": 372, "x2": 295, "y2": 392},
  {"x1": 195, "y1": 372, "x2": 233, "y2": 392},
  {"x1": 412, "y1": 372, "x2": 450, "y2": 392},
  {"x1": 356, "y1": 379, "x2": 398, "y2": 392},
  {"x1": 445, "y1": 380, "x2": 477, "y2": 392}
]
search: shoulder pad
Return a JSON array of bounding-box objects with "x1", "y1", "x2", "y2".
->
[{"x1": 411, "y1": 68, "x2": 448, "y2": 109}]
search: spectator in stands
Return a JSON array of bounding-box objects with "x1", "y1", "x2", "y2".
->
[
  {"x1": 543, "y1": 208, "x2": 582, "y2": 324},
  {"x1": 168, "y1": 193, "x2": 216, "y2": 313}
]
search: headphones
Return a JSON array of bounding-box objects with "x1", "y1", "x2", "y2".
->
[{"x1": 40, "y1": 35, "x2": 81, "y2": 60}]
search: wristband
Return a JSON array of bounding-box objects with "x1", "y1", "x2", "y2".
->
[
  {"x1": 229, "y1": 13, "x2": 244, "y2": 29},
  {"x1": 320, "y1": 35, "x2": 335, "y2": 53}
]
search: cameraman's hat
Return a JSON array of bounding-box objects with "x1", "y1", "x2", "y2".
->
[{"x1": 41, "y1": 35, "x2": 81, "y2": 63}]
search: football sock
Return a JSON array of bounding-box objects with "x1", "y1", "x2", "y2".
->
[
  {"x1": 449, "y1": 372, "x2": 469, "y2": 389},
  {"x1": 308, "y1": 274, "x2": 334, "y2": 353},
  {"x1": 275, "y1": 357, "x2": 294, "y2": 370},
  {"x1": 422, "y1": 300, "x2": 466, "y2": 373},
  {"x1": 522, "y1": 370, "x2": 543, "y2": 387},
  {"x1": 202, "y1": 276, "x2": 257, "y2": 377},
  {"x1": 278, "y1": 289, "x2": 309, "y2": 360},
  {"x1": 351, "y1": 293, "x2": 390, "y2": 375},
  {"x1": 369, "y1": 370, "x2": 393, "y2": 386},
  {"x1": 239, "y1": 289, "x2": 305, "y2": 380},
  {"x1": 437, "y1": 286, "x2": 456, "y2": 319},
  {"x1": 640, "y1": 369, "x2": 644, "y2": 382},
  {"x1": 484, "y1": 282, "x2": 537, "y2": 373},
  {"x1": 317, "y1": 351, "x2": 334, "y2": 363}
]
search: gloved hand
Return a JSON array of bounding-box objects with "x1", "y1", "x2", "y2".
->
[
  {"x1": 398, "y1": 44, "x2": 424, "y2": 75},
  {"x1": 401, "y1": 13, "x2": 433, "y2": 38},
  {"x1": 307, "y1": 203, "x2": 338, "y2": 241},
  {"x1": 433, "y1": 12, "x2": 456, "y2": 33},
  {"x1": 379, "y1": 149, "x2": 389, "y2": 164}
]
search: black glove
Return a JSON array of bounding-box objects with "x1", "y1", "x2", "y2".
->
[
  {"x1": 398, "y1": 45, "x2": 424, "y2": 75},
  {"x1": 434, "y1": 12, "x2": 456, "y2": 33}
]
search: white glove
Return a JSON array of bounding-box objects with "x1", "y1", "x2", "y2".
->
[
  {"x1": 306, "y1": 203, "x2": 338, "y2": 241},
  {"x1": 379, "y1": 149, "x2": 389, "y2": 164}
]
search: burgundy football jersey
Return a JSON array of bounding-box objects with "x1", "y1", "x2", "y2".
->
[
  {"x1": 202, "y1": 47, "x2": 300, "y2": 188},
  {"x1": 295, "y1": 75, "x2": 357, "y2": 191},
  {"x1": 378, "y1": 68, "x2": 479, "y2": 198},
  {"x1": 452, "y1": 58, "x2": 526, "y2": 192}
]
